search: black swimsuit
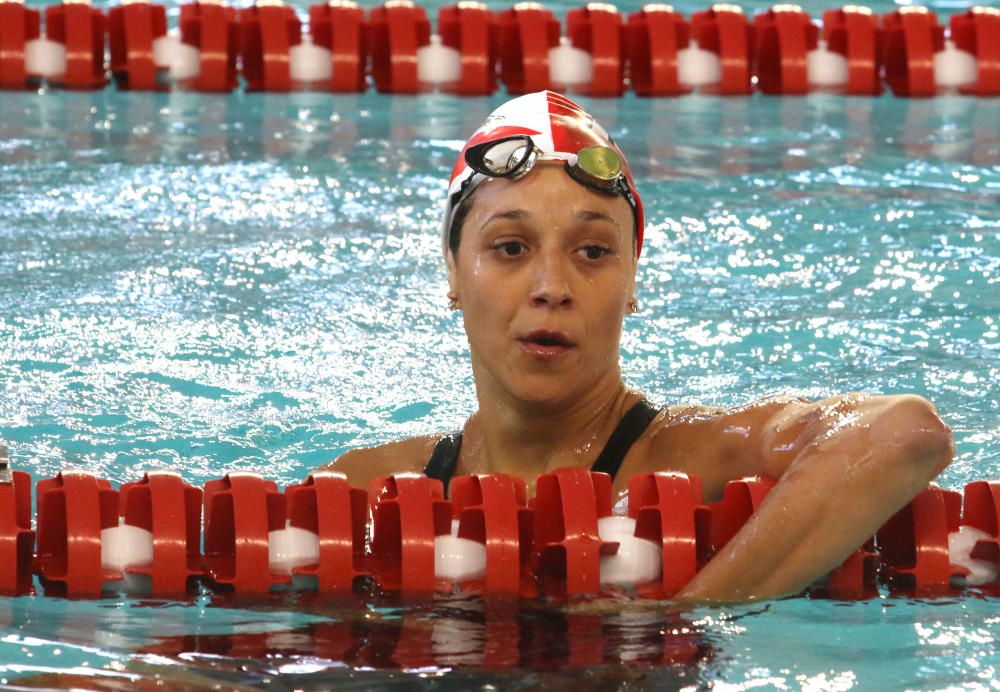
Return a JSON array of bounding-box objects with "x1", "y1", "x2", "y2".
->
[{"x1": 423, "y1": 399, "x2": 662, "y2": 492}]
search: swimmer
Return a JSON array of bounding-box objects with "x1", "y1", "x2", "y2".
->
[{"x1": 324, "y1": 91, "x2": 954, "y2": 603}]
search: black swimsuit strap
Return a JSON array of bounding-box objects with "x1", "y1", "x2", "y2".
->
[
  {"x1": 588, "y1": 399, "x2": 661, "y2": 479},
  {"x1": 424, "y1": 431, "x2": 463, "y2": 489},
  {"x1": 422, "y1": 399, "x2": 661, "y2": 492}
]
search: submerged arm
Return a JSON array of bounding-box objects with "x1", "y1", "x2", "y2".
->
[{"x1": 674, "y1": 393, "x2": 954, "y2": 604}]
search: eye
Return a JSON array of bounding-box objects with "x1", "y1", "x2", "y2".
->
[
  {"x1": 494, "y1": 240, "x2": 525, "y2": 257},
  {"x1": 579, "y1": 244, "x2": 611, "y2": 260}
]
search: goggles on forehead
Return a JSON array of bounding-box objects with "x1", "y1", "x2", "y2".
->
[{"x1": 445, "y1": 134, "x2": 639, "y2": 245}]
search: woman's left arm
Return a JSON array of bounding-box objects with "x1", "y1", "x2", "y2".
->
[{"x1": 674, "y1": 393, "x2": 954, "y2": 604}]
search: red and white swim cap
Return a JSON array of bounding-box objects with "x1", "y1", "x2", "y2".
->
[{"x1": 443, "y1": 91, "x2": 646, "y2": 256}]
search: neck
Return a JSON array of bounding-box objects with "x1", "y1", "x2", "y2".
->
[{"x1": 463, "y1": 363, "x2": 637, "y2": 480}]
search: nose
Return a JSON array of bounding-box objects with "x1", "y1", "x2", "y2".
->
[{"x1": 529, "y1": 249, "x2": 573, "y2": 309}]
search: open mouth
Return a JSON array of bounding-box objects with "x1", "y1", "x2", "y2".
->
[
  {"x1": 532, "y1": 336, "x2": 568, "y2": 347},
  {"x1": 519, "y1": 330, "x2": 575, "y2": 358}
]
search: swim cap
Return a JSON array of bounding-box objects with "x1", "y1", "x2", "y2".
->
[{"x1": 443, "y1": 91, "x2": 645, "y2": 257}]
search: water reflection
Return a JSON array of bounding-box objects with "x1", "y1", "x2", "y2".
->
[
  {"x1": 143, "y1": 593, "x2": 710, "y2": 673},
  {"x1": 0, "y1": 591, "x2": 710, "y2": 687},
  {"x1": 2, "y1": 92, "x2": 998, "y2": 170}
]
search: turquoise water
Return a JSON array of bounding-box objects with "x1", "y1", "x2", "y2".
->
[{"x1": 2, "y1": 2, "x2": 1000, "y2": 685}]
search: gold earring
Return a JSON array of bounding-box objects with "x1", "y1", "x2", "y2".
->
[
  {"x1": 628, "y1": 297, "x2": 639, "y2": 314},
  {"x1": 448, "y1": 291, "x2": 461, "y2": 311}
]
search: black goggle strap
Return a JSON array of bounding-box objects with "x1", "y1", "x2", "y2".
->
[{"x1": 564, "y1": 160, "x2": 640, "y2": 242}]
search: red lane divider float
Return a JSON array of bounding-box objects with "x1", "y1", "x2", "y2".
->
[
  {"x1": 877, "y1": 484, "x2": 966, "y2": 592},
  {"x1": 116, "y1": 471, "x2": 204, "y2": 595},
  {"x1": 449, "y1": 473, "x2": 532, "y2": 594},
  {"x1": 690, "y1": 4, "x2": 753, "y2": 95},
  {"x1": 625, "y1": 4, "x2": 691, "y2": 97},
  {"x1": 628, "y1": 472, "x2": 703, "y2": 597},
  {"x1": 438, "y1": 1, "x2": 498, "y2": 95},
  {"x1": 882, "y1": 6, "x2": 944, "y2": 97},
  {"x1": 2, "y1": 464, "x2": 1000, "y2": 599},
  {"x1": 533, "y1": 467, "x2": 616, "y2": 596},
  {"x1": 0, "y1": 0, "x2": 41, "y2": 90},
  {"x1": 0, "y1": 456, "x2": 33, "y2": 593},
  {"x1": 308, "y1": 0, "x2": 367, "y2": 92},
  {"x1": 498, "y1": 2, "x2": 560, "y2": 94},
  {"x1": 565, "y1": 3, "x2": 625, "y2": 97},
  {"x1": 368, "y1": 473, "x2": 452, "y2": 591},
  {"x1": 950, "y1": 6, "x2": 1000, "y2": 96},
  {"x1": 753, "y1": 4, "x2": 817, "y2": 95},
  {"x1": 822, "y1": 5, "x2": 881, "y2": 95},
  {"x1": 369, "y1": 0, "x2": 431, "y2": 94},
  {"x1": 283, "y1": 472, "x2": 368, "y2": 590},
  {"x1": 240, "y1": 0, "x2": 302, "y2": 92},
  {"x1": 34, "y1": 471, "x2": 119, "y2": 597},
  {"x1": 203, "y1": 472, "x2": 289, "y2": 593},
  {"x1": 178, "y1": 0, "x2": 240, "y2": 92},
  {"x1": 44, "y1": 0, "x2": 108, "y2": 90},
  {"x1": 1, "y1": 2, "x2": 999, "y2": 96},
  {"x1": 109, "y1": 0, "x2": 168, "y2": 91}
]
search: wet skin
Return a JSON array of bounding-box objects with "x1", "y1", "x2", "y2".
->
[{"x1": 327, "y1": 162, "x2": 954, "y2": 603}]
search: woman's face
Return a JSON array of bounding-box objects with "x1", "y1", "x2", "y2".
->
[{"x1": 447, "y1": 162, "x2": 638, "y2": 408}]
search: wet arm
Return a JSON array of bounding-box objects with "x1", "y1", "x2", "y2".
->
[{"x1": 674, "y1": 394, "x2": 954, "y2": 604}]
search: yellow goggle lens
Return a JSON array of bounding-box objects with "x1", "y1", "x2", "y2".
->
[{"x1": 577, "y1": 146, "x2": 622, "y2": 181}]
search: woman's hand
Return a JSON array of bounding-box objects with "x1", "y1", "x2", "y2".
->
[{"x1": 673, "y1": 393, "x2": 954, "y2": 604}]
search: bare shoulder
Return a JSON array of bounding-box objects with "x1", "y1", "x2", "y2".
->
[
  {"x1": 622, "y1": 396, "x2": 809, "y2": 500},
  {"x1": 646, "y1": 395, "x2": 806, "y2": 445},
  {"x1": 319, "y1": 434, "x2": 441, "y2": 489}
]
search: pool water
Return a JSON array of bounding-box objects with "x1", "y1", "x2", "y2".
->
[{"x1": 2, "y1": 0, "x2": 1000, "y2": 686}]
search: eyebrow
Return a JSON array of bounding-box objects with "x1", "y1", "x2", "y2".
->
[{"x1": 481, "y1": 209, "x2": 621, "y2": 230}]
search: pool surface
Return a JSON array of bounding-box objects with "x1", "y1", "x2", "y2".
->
[{"x1": 1, "y1": 0, "x2": 999, "y2": 687}]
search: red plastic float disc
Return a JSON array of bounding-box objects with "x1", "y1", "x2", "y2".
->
[
  {"x1": 0, "y1": 1, "x2": 41, "y2": 90},
  {"x1": 825, "y1": 537, "x2": 879, "y2": 598},
  {"x1": 881, "y1": 7, "x2": 945, "y2": 98},
  {"x1": 308, "y1": 0, "x2": 367, "y2": 92},
  {"x1": 239, "y1": 0, "x2": 302, "y2": 92},
  {"x1": 625, "y1": 4, "x2": 690, "y2": 97},
  {"x1": 438, "y1": 1, "x2": 498, "y2": 95},
  {"x1": 118, "y1": 471, "x2": 204, "y2": 596},
  {"x1": 34, "y1": 471, "x2": 120, "y2": 597},
  {"x1": 752, "y1": 4, "x2": 818, "y2": 95},
  {"x1": 109, "y1": 0, "x2": 168, "y2": 91},
  {"x1": 950, "y1": 7, "x2": 1000, "y2": 96},
  {"x1": 43, "y1": 0, "x2": 108, "y2": 90},
  {"x1": 961, "y1": 480, "x2": 1000, "y2": 584},
  {"x1": 629, "y1": 471, "x2": 706, "y2": 597},
  {"x1": 689, "y1": 4, "x2": 753, "y2": 95},
  {"x1": 285, "y1": 472, "x2": 368, "y2": 591},
  {"x1": 497, "y1": 2, "x2": 561, "y2": 94},
  {"x1": 203, "y1": 472, "x2": 290, "y2": 593},
  {"x1": 877, "y1": 484, "x2": 965, "y2": 593},
  {"x1": 179, "y1": 1, "x2": 240, "y2": 92},
  {"x1": 450, "y1": 473, "x2": 533, "y2": 594},
  {"x1": 0, "y1": 470, "x2": 34, "y2": 595},
  {"x1": 821, "y1": 5, "x2": 880, "y2": 95},
  {"x1": 704, "y1": 476, "x2": 776, "y2": 558},
  {"x1": 532, "y1": 467, "x2": 615, "y2": 596},
  {"x1": 565, "y1": 3, "x2": 625, "y2": 97},
  {"x1": 368, "y1": 473, "x2": 452, "y2": 591},
  {"x1": 368, "y1": 0, "x2": 432, "y2": 94}
]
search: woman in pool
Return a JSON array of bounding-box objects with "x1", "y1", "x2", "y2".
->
[{"x1": 327, "y1": 91, "x2": 954, "y2": 603}]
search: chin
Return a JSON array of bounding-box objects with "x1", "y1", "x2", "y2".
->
[{"x1": 507, "y1": 376, "x2": 583, "y2": 410}]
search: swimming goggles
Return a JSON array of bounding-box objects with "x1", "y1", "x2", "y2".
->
[{"x1": 447, "y1": 134, "x2": 639, "y2": 239}]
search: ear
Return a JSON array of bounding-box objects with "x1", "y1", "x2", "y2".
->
[
  {"x1": 445, "y1": 247, "x2": 458, "y2": 295},
  {"x1": 624, "y1": 251, "x2": 638, "y2": 311}
]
